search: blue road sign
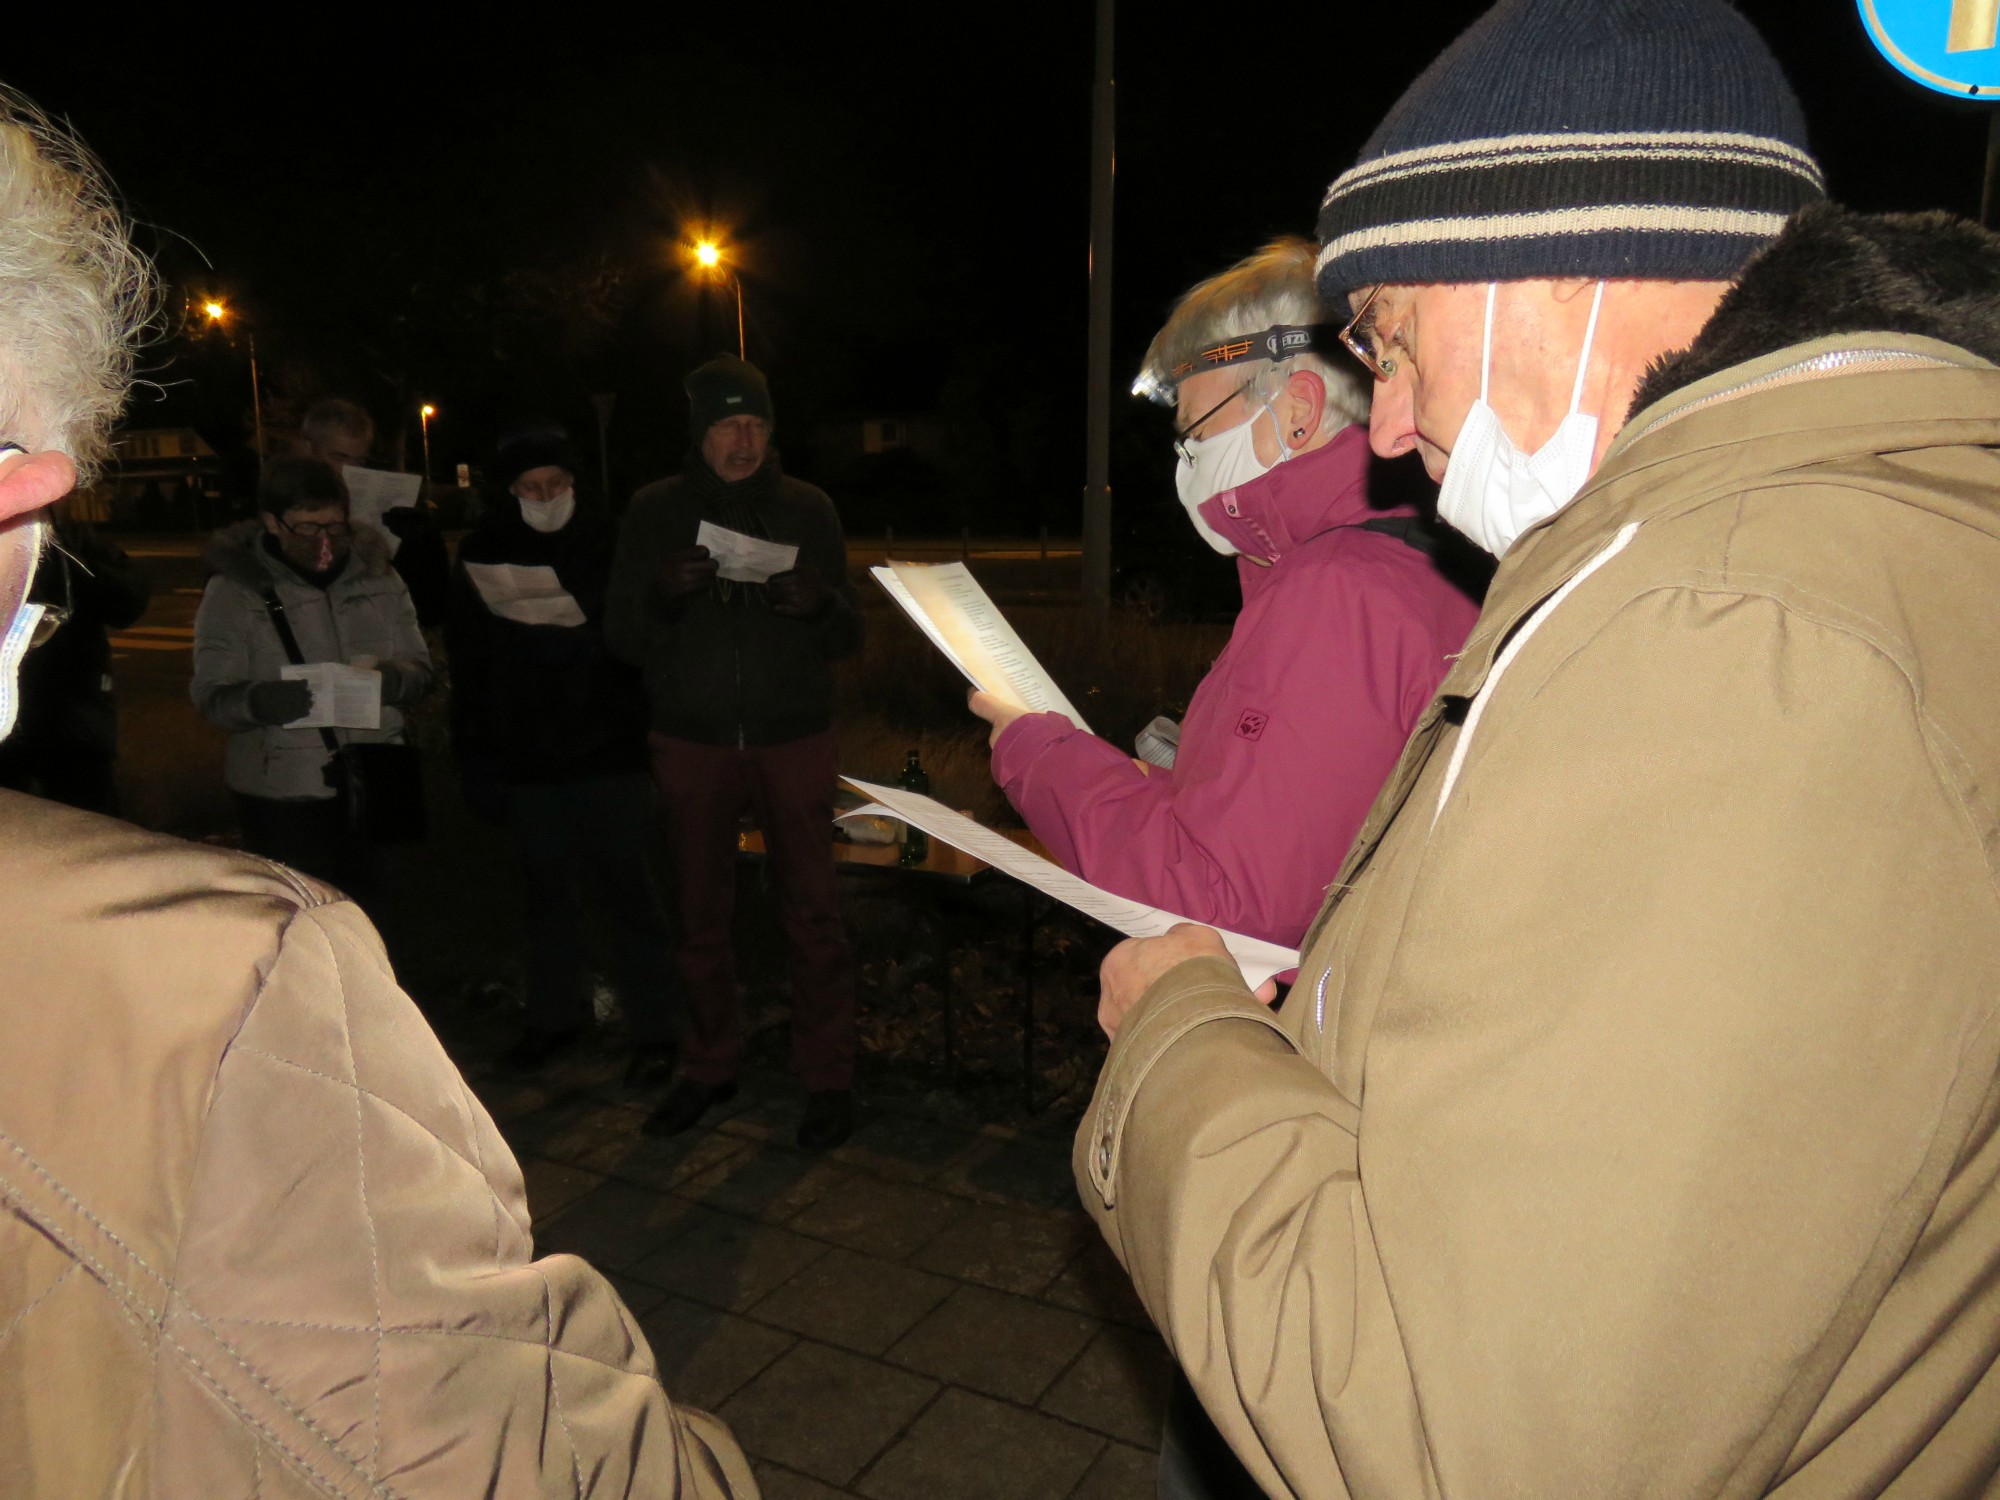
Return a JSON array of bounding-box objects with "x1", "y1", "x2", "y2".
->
[{"x1": 1858, "y1": 0, "x2": 2000, "y2": 97}]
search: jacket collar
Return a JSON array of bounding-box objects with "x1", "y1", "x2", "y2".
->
[
  {"x1": 1199, "y1": 424, "x2": 1408, "y2": 563},
  {"x1": 1317, "y1": 330, "x2": 2000, "y2": 921}
]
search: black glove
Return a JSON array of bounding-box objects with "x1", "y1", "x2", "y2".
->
[
  {"x1": 765, "y1": 564, "x2": 830, "y2": 619},
  {"x1": 375, "y1": 660, "x2": 426, "y2": 707},
  {"x1": 657, "y1": 545, "x2": 719, "y2": 601},
  {"x1": 247, "y1": 678, "x2": 313, "y2": 726}
]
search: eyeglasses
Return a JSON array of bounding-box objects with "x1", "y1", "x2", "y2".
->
[
  {"x1": 279, "y1": 517, "x2": 352, "y2": 539},
  {"x1": 1172, "y1": 377, "x2": 1257, "y2": 464},
  {"x1": 1338, "y1": 284, "x2": 1401, "y2": 382}
]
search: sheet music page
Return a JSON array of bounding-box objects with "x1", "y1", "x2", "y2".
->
[
  {"x1": 870, "y1": 562, "x2": 1093, "y2": 732},
  {"x1": 844, "y1": 778, "x2": 1299, "y2": 988},
  {"x1": 464, "y1": 561, "x2": 588, "y2": 627},
  {"x1": 696, "y1": 520, "x2": 799, "y2": 584},
  {"x1": 341, "y1": 466, "x2": 422, "y2": 555},
  {"x1": 279, "y1": 662, "x2": 382, "y2": 730}
]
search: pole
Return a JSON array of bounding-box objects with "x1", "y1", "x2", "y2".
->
[
  {"x1": 1983, "y1": 109, "x2": 2000, "y2": 229},
  {"x1": 733, "y1": 274, "x2": 746, "y2": 360},
  {"x1": 420, "y1": 410, "x2": 433, "y2": 485},
  {"x1": 592, "y1": 392, "x2": 617, "y2": 499},
  {"x1": 1081, "y1": 0, "x2": 1116, "y2": 619},
  {"x1": 248, "y1": 332, "x2": 266, "y2": 469}
]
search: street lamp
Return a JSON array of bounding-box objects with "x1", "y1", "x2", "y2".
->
[
  {"x1": 419, "y1": 404, "x2": 436, "y2": 484},
  {"x1": 691, "y1": 237, "x2": 746, "y2": 359},
  {"x1": 200, "y1": 297, "x2": 266, "y2": 465}
]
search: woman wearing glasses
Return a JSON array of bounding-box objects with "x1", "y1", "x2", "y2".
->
[{"x1": 191, "y1": 455, "x2": 433, "y2": 903}]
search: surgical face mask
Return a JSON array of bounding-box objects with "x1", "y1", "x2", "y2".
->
[
  {"x1": 1173, "y1": 396, "x2": 1291, "y2": 556},
  {"x1": 0, "y1": 516, "x2": 48, "y2": 742},
  {"x1": 518, "y1": 488, "x2": 575, "y2": 533},
  {"x1": 1436, "y1": 280, "x2": 1606, "y2": 558}
]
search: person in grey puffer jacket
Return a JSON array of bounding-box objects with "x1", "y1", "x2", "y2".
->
[{"x1": 192, "y1": 456, "x2": 432, "y2": 902}]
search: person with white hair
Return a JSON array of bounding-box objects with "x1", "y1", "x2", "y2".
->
[
  {"x1": 0, "y1": 91, "x2": 755, "y2": 1496},
  {"x1": 970, "y1": 238, "x2": 1477, "y2": 956}
]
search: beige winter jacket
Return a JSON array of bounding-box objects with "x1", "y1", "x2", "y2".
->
[
  {"x1": 1078, "y1": 322, "x2": 2000, "y2": 1493},
  {"x1": 0, "y1": 794, "x2": 755, "y2": 1497}
]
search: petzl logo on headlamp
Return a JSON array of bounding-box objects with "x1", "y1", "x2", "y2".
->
[{"x1": 1171, "y1": 325, "x2": 1325, "y2": 379}]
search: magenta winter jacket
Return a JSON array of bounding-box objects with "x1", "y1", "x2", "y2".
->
[{"x1": 992, "y1": 426, "x2": 1478, "y2": 950}]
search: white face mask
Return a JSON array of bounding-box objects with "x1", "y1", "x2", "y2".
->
[
  {"x1": 518, "y1": 488, "x2": 575, "y2": 533},
  {"x1": 1173, "y1": 394, "x2": 1291, "y2": 556},
  {"x1": 0, "y1": 516, "x2": 47, "y2": 742},
  {"x1": 1436, "y1": 280, "x2": 1605, "y2": 558}
]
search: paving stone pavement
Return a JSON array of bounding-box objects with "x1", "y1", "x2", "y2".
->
[{"x1": 473, "y1": 1053, "x2": 1167, "y2": 1499}]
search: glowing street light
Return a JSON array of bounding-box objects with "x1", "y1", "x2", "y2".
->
[
  {"x1": 419, "y1": 403, "x2": 436, "y2": 484},
  {"x1": 197, "y1": 296, "x2": 266, "y2": 464},
  {"x1": 689, "y1": 237, "x2": 745, "y2": 359}
]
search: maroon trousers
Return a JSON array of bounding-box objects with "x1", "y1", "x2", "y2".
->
[{"x1": 649, "y1": 730, "x2": 855, "y2": 1089}]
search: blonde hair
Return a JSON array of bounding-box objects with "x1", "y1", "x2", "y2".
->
[
  {"x1": 0, "y1": 90, "x2": 154, "y2": 481},
  {"x1": 1138, "y1": 237, "x2": 1368, "y2": 430}
]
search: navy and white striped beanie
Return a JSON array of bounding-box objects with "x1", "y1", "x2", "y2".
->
[{"x1": 1314, "y1": 0, "x2": 1826, "y2": 300}]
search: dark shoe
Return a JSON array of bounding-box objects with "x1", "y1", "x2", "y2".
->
[
  {"x1": 494, "y1": 1024, "x2": 588, "y2": 1076},
  {"x1": 624, "y1": 1042, "x2": 677, "y2": 1090},
  {"x1": 641, "y1": 1076, "x2": 737, "y2": 1137},
  {"x1": 796, "y1": 1089, "x2": 854, "y2": 1151}
]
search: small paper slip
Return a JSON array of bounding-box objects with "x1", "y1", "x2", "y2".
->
[
  {"x1": 279, "y1": 662, "x2": 382, "y2": 730},
  {"x1": 843, "y1": 778, "x2": 1299, "y2": 989},
  {"x1": 870, "y1": 562, "x2": 1092, "y2": 731},
  {"x1": 696, "y1": 521, "x2": 798, "y2": 584},
  {"x1": 341, "y1": 467, "x2": 422, "y2": 554},
  {"x1": 464, "y1": 562, "x2": 588, "y2": 627}
]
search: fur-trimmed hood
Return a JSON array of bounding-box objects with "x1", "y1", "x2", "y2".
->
[
  {"x1": 203, "y1": 517, "x2": 398, "y2": 592},
  {"x1": 1631, "y1": 203, "x2": 2000, "y2": 418}
]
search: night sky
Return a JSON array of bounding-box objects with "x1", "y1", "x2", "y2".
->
[{"x1": 12, "y1": 3, "x2": 1993, "y2": 528}]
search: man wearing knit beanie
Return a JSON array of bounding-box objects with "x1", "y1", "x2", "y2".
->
[
  {"x1": 1077, "y1": 1, "x2": 2000, "y2": 1494},
  {"x1": 607, "y1": 356, "x2": 865, "y2": 1151}
]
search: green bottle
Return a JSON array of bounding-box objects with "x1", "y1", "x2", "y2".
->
[{"x1": 895, "y1": 748, "x2": 930, "y2": 865}]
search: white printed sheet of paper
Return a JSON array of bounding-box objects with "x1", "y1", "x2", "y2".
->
[
  {"x1": 279, "y1": 662, "x2": 382, "y2": 731},
  {"x1": 463, "y1": 561, "x2": 588, "y2": 627},
  {"x1": 843, "y1": 778, "x2": 1299, "y2": 989},
  {"x1": 341, "y1": 466, "x2": 422, "y2": 554},
  {"x1": 696, "y1": 521, "x2": 799, "y2": 584},
  {"x1": 870, "y1": 562, "x2": 1092, "y2": 731}
]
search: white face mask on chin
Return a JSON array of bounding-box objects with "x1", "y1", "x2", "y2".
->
[
  {"x1": 1173, "y1": 395, "x2": 1291, "y2": 556},
  {"x1": 518, "y1": 488, "x2": 575, "y2": 533},
  {"x1": 1436, "y1": 280, "x2": 1605, "y2": 558}
]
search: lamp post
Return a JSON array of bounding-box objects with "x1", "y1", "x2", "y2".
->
[
  {"x1": 419, "y1": 404, "x2": 436, "y2": 485},
  {"x1": 203, "y1": 298, "x2": 266, "y2": 465},
  {"x1": 694, "y1": 239, "x2": 746, "y2": 359}
]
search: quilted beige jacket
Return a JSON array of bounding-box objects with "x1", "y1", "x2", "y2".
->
[{"x1": 0, "y1": 793, "x2": 754, "y2": 1497}]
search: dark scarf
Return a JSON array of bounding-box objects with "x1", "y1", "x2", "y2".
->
[
  {"x1": 683, "y1": 447, "x2": 786, "y2": 608},
  {"x1": 263, "y1": 532, "x2": 349, "y2": 591},
  {"x1": 683, "y1": 446, "x2": 782, "y2": 539}
]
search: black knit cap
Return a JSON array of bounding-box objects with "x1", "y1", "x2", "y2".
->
[
  {"x1": 685, "y1": 354, "x2": 774, "y2": 434},
  {"x1": 495, "y1": 425, "x2": 579, "y2": 489},
  {"x1": 1315, "y1": 0, "x2": 1825, "y2": 300}
]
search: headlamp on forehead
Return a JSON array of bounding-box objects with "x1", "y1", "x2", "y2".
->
[{"x1": 1135, "y1": 324, "x2": 1330, "y2": 406}]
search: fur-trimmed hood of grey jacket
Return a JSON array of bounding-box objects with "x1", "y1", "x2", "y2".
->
[{"x1": 191, "y1": 520, "x2": 434, "y2": 801}]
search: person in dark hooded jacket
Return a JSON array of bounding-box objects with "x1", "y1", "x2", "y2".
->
[{"x1": 446, "y1": 426, "x2": 680, "y2": 1081}]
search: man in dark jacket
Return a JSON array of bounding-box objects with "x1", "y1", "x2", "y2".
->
[
  {"x1": 0, "y1": 520, "x2": 150, "y2": 813},
  {"x1": 446, "y1": 425, "x2": 679, "y2": 1083},
  {"x1": 608, "y1": 355, "x2": 863, "y2": 1149}
]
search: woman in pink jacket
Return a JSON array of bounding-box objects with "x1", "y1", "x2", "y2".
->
[{"x1": 972, "y1": 240, "x2": 1479, "y2": 953}]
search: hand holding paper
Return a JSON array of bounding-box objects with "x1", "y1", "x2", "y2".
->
[
  {"x1": 872, "y1": 561, "x2": 1092, "y2": 731},
  {"x1": 696, "y1": 520, "x2": 799, "y2": 584},
  {"x1": 278, "y1": 662, "x2": 382, "y2": 730}
]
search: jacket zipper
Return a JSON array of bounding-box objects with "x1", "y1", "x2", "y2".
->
[{"x1": 1630, "y1": 347, "x2": 1955, "y2": 444}]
